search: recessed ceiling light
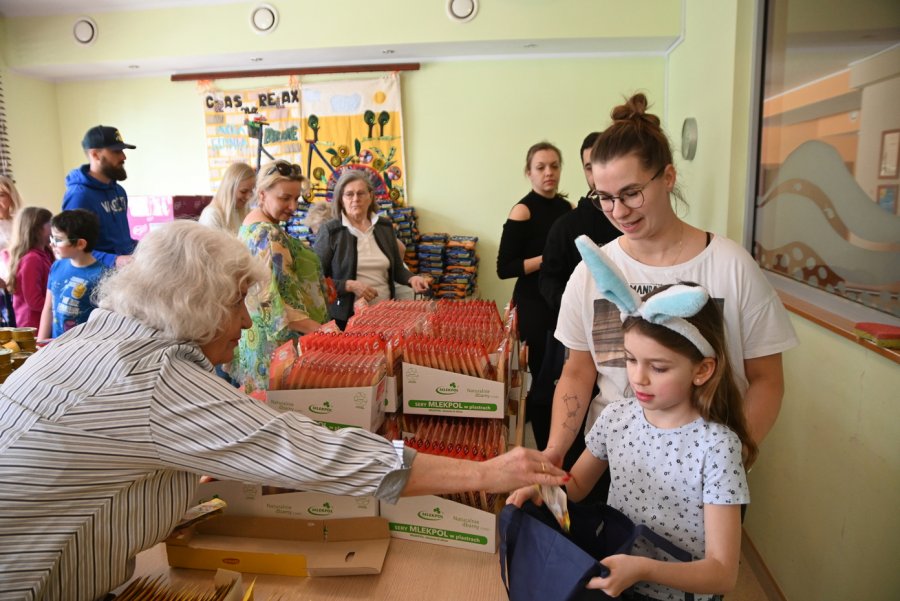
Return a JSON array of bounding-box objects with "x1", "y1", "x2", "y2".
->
[
  {"x1": 72, "y1": 17, "x2": 98, "y2": 46},
  {"x1": 250, "y1": 4, "x2": 279, "y2": 34}
]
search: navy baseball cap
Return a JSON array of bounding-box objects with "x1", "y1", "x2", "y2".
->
[{"x1": 81, "y1": 125, "x2": 136, "y2": 151}]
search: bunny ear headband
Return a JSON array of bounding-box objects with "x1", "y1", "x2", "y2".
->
[{"x1": 574, "y1": 235, "x2": 715, "y2": 358}]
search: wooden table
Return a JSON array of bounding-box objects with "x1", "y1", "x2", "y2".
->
[{"x1": 120, "y1": 538, "x2": 509, "y2": 600}]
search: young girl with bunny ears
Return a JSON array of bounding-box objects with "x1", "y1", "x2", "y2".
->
[{"x1": 509, "y1": 235, "x2": 756, "y2": 601}]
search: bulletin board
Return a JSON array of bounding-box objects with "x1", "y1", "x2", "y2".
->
[{"x1": 200, "y1": 74, "x2": 407, "y2": 204}]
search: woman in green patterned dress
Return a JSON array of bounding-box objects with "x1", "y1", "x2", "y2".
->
[{"x1": 232, "y1": 161, "x2": 328, "y2": 392}]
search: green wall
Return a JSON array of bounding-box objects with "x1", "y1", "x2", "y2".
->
[{"x1": 745, "y1": 316, "x2": 900, "y2": 600}]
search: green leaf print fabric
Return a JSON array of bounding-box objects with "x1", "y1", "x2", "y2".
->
[{"x1": 232, "y1": 221, "x2": 328, "y2": 393}]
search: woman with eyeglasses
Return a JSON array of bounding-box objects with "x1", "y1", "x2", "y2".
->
[
  {"x1": 231, "y1": 161, "x2": 329, "y2": 393},
  {"x1": 314, "y1": 170, "x2": 430, "y2": 328},
  {"x1": 6, "y1": 207, "x2": 53, "y2": 329},
  {"x1": 545, "y1": 94, "x2": 798, "y2": 486},
  {"x1": 496, "y1": 141, "x2": 573, "y2": 447},
  {"x1": 198, "y1": 161, "x2": 256, "y2": 235}
]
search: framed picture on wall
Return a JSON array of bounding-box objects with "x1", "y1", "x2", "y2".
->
[
  {"x1": 878, "y1": 129, "x2": 899, "y2": 178},
  {"x1": 876, "y1": 184, "x2": 898, "y2": 214}
]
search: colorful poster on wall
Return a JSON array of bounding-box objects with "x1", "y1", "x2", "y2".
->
[
  {"x1": 202, "y1": 81, "x2": 303, "y2": 190},
  {"x1": 300, "y1": 74, "x2": 407, "y2": 207}
]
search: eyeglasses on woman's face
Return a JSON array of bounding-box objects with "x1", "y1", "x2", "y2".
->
[
  {"x1": 266, "y1": 161, "x2": 303, "y2": 180},
  {"x1": 589, "y1": 165, "x2": 666, "y2": 212}
]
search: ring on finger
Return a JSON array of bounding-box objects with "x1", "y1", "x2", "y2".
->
[{"x1": 541, "y1": 462, "x2": 546, "y2": 473}]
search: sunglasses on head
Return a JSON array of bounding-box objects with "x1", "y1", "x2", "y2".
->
[{"x1": 266, "y1": 162, "x2": 303, "y2": 179}]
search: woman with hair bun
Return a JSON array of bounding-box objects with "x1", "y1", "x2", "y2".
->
[
  {"x1": 497, "y1": 141, "x2": 572, "y2": 449},
  {"x1": 545, "y1": 93, "x2": 798, "y2": 480},
  {"x1": 231, "y1": 161, "x2": 329, "y2": 393}
]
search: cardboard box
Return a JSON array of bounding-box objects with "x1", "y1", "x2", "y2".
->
[
  {"x1": 379, "y1": 495, "x2": 497, "y2": 554},
  {"x1": 192, "y1": 480, "x2": 379, "y2": 520},
  {"x1": 165, "y1": 514, "x2": 391, "y2": 576},
  {"x1": 384, "y1": 375, "x2": 399, "y2": 413},
  {"x1": 402, "y1": 363, "x2": 506, "y2": 419},
  {"x1": 267, "y1": 376, "x2": 386, "y2": 432}
]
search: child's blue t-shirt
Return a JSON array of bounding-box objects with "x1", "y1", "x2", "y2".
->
[{"x1": 47, "y1": 259, "x2": 106, "y2": 338}]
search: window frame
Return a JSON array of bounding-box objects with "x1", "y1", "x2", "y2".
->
[{"x1": 744, "y1": 0, "x2": 900, "y2": 364}]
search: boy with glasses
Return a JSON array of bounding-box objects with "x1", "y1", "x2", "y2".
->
[{"x1": 38, "y1": 209, "x2": 106, "y2": 340}]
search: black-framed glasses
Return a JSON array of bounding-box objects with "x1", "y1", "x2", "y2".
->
[
  {"x1": 266, "y1": 161, "x2": 303, "y2": 180},
  {"x1": 589, "y1": 165, "x2": 666, "y2": 212}
]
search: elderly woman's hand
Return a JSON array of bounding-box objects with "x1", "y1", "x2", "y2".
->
[
  {"x1": 347, "y1": 279, "x2": 378, "y2": 302},
  {"x1": 480, "y1": 446, "x2": 569, "y2": 493},
  {"x1": 409, "y1": 275, "x2": 431, "y2": 294}
]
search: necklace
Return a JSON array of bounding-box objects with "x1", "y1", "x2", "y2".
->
[{"x1": 624, "y1": 221, "x2": 685, "y2": 267}]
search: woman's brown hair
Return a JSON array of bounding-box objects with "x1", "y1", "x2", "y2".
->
[
  {"x1": 622, "y1": 282, "x2": 758, "y2": 466},
  {"x1": 7, "y1": 207, "x2": 52, "y2": 294}
]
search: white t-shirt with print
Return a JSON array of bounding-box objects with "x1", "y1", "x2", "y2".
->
[
  {"x1": 587, "y1": 398, "x2": 749, "y2": 601},
  {"x1": 556, "y1": 235, "x2": 799, "y2": 430}
]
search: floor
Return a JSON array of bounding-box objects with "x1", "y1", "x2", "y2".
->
[{"x1": 521, "y1": 424, "x2": 773, "y2": 601}]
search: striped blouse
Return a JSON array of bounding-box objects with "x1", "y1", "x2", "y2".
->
[{"x1": 0, "y1": 309, "x2": 410, "y2": 600}]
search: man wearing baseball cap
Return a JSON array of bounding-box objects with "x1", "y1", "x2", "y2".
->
[{"x1": 62, "y1": 125, "x2": 138, "y2": 268}]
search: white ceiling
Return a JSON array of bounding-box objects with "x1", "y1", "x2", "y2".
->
[{"x1": 0, "y1": 0, "x2": 242, "y2": 18}]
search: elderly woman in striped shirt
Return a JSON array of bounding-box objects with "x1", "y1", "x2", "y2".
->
[{"x1": 0, "y1": 220, "x2": 566, "y2": 601}]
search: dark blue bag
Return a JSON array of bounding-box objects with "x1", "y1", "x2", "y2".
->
[{"x1": 499, "y1": 501, "x2": 694, "y2": 601}]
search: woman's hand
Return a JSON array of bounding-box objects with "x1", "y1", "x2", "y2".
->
[
  {"x1": 409, "y1": 275, "x2": 431, "y2": 294},
  {"x1": 479, "y1": 446, "x2": 569, "y2": 493},
  {"x1": 347, "y1": 279, "x2": 378, "y2": 302},
  {"x1": 587, "y1": 554, "x2": 645, "y2": 597}
]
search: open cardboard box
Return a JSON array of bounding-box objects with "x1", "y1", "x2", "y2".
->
[
  {"x1": 192, "y1": 480, "x2": 379, "y2": 520},
  {"x1": 267, "y1": 376, "x2": 386, "y2": 432},
  {"x1": 401, "y1": 363, "x2": 506, "y2": 419},
  {"x1": 165, "y1": 514, "x2": 391, "y2": 577},
  {"x1": 379, "y1": 494, "x2": 498, "y2": 554}
]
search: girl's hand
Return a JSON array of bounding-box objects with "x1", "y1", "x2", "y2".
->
[
  {"x1": 587, "y1": 554, "x2": 645, "y2": 597},
  {"x1": 506, "y1": 485, "x2": 541, "y2": 508}
]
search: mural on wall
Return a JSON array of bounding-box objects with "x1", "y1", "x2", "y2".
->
[
  {"x1": 201, "y1": 78, "x2": 304, "y2": 190},
  {"x1": 754, "y1": 141, "x2": 900, "y2": 317},
  {"x1": 300, "y1": 74, "x2": 407, "y2": 207}
]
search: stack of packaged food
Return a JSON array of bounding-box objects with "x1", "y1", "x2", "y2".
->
[{"x1": 439, "y1": 235, "x2": 479, "y2": 298}]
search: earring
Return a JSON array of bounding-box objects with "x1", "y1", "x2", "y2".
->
[{"x1": 694, "y1": 378, "x2": 703, "y2": 385}]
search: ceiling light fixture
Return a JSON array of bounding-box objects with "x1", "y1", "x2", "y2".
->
[
  {"x1": 250, "y1": 4, "x2": 279, "y2": 34},
  {"x1": 72, "y1": 17, "x2": 98, "y2": 46},
  {"x1": 446, "y1": 0, "x2": 478, "y2": 23}
]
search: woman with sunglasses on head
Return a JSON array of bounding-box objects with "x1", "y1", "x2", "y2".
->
[
  {"x1": 544, "y1": 93, "x2": 798, "y2": 482},
  {"x1": 314, "y1": 170, "x2": 430, "y2": 328},
  {"x1": 496, "y1": 142, "x2": 573, "y2": 449},
  {"x1": 198, "y1": 161, "x2": 256, "y2": 235},
  {"x1": 231, "y1": 161, "x2": 329, "y2": 393}
]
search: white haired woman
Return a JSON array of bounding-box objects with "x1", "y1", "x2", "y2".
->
[
  {"x1": 232, "y1": 161, "x2": 329, "y2": 392},
  {"x1": 0, "y1": 220, "x2": 567, "y2": 601}
]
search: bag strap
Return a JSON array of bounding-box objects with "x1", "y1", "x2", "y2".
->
[
  {"x1": 632, "y1": 524, "x2": 695, "y2": 601},
  {"x1": 498, "y1": 504, "x2": 523, "y2": 594}
]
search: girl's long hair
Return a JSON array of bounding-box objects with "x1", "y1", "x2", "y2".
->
[
  {"x1": 7, "y1": 207, "x2": 52, "y2": 294},
  {"x1": 623, "y1": 283, "x2": 758, "y2": 465},
  {"x1": 0, "y1": 175, "x2": 23, "y2": 220}
]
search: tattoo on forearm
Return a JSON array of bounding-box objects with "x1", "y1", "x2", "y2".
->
[{"x1": 562, "y1": 392, "x2": 581, "y2": 434}]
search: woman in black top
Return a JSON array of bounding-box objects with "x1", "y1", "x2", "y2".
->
[{"x1": 497, "y1": 142, "x2": 572, "y2": 446}]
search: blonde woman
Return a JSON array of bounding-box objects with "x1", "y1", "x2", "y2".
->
[
  {"x1": 231, "y1": 161, "x2": 329, "y2": 392},
  {"x1": 198, "y1": 162, "x2": 256, "y2": 234},
  {"x1": 0, "y1": 175, "x2": 24, "y2": 282}
]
